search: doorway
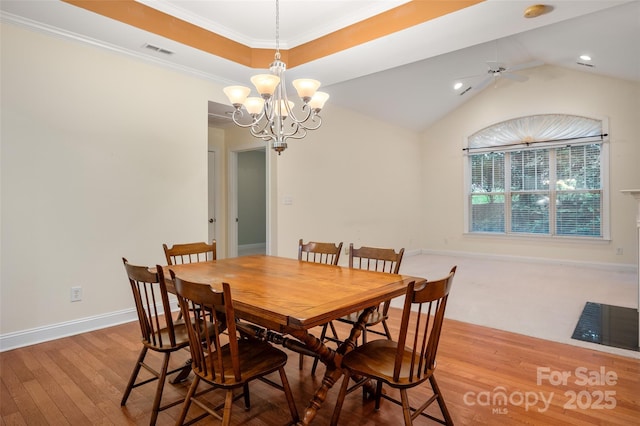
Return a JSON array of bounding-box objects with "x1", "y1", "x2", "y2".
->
[{"x1": 229, "y1": 148, "x2": 267, "y2": 257}]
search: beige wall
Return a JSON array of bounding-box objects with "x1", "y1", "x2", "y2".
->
[
  {"x1": 1, "y1": 20, "x2": 638, "y2": 348},
  {"x1": 273, "y1": 105, "x2": 423, "y2": 264},
  {"x1": 421, "y1": 64, "x2": 640, "y2": 265},
  {"x1": 0, "y1": 23, "x2": 228, "y2": 337}
]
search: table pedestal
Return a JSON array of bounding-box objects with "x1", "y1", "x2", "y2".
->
[{"x1": 237, "y1": 307, "x2": 376, "y2": 425}]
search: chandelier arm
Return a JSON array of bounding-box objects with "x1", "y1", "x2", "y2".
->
[
  {"x1": 281, "y1": 125, "x2": 308, "y2": 142},
  {"x1": 283, "y1": 104, "x2": 313, "y2": 125},
  {"x1": 249, "y1": 127, "x2": 276, "y2": 143},
  {"x1": 250, "y1": 116, "x2": 273, "y2": 137},
  {"x1": 276, "y1": 113, "x2": 321, "y2": 139},
  {"x1": 230, "y1": 109, "x2": 266, "y2": 129},
  {"x1": 293, "y1": 109, "x2": 322, "y2": 131}
]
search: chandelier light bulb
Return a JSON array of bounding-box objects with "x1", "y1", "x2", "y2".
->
[
  {"x1": 276, "y1": 100, "x2": 294, "y2": 117},
  {"x1": 308, "y1": 91, "x2": 329, "y2": 111},
  {"x1": 292, "y1": 79, "x2": 321, "y2": 102},
  {"x1": 250, "y1": 74, "x2": 281, "y2": 98},
  {"x1": 223, "y1": 85, "x2": 250, "y2": 107},
  {"x1": 244, "y1": 97, "x2": 265, "y2": 115}
]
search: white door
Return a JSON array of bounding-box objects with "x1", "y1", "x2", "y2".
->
[{"x1": 207, "y1": 150, "x2": 216, "y2": 243}]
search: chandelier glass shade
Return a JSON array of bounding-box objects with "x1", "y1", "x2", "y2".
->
[{"x1": 223, "y1": 0, "x2": 328, "y2": 154}]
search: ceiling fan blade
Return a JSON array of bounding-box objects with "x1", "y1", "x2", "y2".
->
[
  {"x1": 486, "y1": 61, "x2": 505, "y2": 72},
  {"x1": 474, "y1": 75, "x2": 493, "y2": 91},
  {"x1": 454, "y1": 71, "x2": 486, "y2": 80},
  {"x1": 502, "y1": 72, "x2": 528, "y2": 82},
  {"x1": 508, "y1": 59, "x2": 544, "y2": 72}
]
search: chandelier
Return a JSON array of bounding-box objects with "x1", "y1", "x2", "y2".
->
[{"x1": 223, "y1": 0, "x2": 329, "y2": 154}]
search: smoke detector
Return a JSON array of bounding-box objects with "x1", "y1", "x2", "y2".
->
[{"x1": 524, "y1": 4, "x2": 553, "y2": 18}]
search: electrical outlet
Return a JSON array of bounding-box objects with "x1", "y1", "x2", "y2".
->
[
  {"x1": 70, "y1": 286, "x2": 82, "y2": 302},
  {"x1": 344, "y1": 247, "x2": 349, "y2": 255},
  {"x1": 615, "y1": 248, "x2": 623, "y2": 255}
]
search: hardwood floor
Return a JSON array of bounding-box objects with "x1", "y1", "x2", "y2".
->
[{"x1": 2, "y1": 309, "x2": 639, "y2": 425}]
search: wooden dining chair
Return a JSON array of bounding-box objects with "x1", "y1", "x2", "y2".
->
[
  {"x1": 170, "y1": 272, "x2": 300, "y2": 426},
  {"x1": 334, "y1": 244, "x2": 405, "y2": 343},
  {"x1": 163, "y1": 240, "x2": 217, "y2": 265},
  {"x1": 120, "y1": 258, "x2": 192, "y2": 425},
  {"x1": 297, "y1": 238, "x2": 343, "y2": 372},
  {"x1": 163, "y1": 240, "x2": 217, "y2": 321},
  {"x1": 298, "y1": 238, "x2": 343, "y2": 265},
  {"x1": 330, "y1": 266, "x2": 457, "y2": 426}
]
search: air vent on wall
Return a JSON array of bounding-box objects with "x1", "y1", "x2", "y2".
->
[{"x1": 143, "y1": 43, "x2": 174, "y2": 55}]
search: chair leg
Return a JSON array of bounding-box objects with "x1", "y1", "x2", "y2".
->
[
  {"x1": 328, "y1": 321, "x2": 340, "y2": 341},
  {"x1": 222, "y1": 389, "x2": 234, "y2": 426},
  {"x1": 243, "y1": 383, "x2": 250, "y2": 410},
  {"x1": 278, "y1": 366, "x2": 300, "y2": 423},
  {"x1": 149, "y1": 352, "x2": 171, "y2": 425},
  {"x1": 121, "y1": 346, "x2": 148, "y2": 405},
  {"x1": 400, "y1": 389, "x2": 412, "y2": 425},
  {"x1": 381, "y1": 318, "x2": 393, "y2": 340},
  {"x1": 310, "y1": 356, "x2": 321, "y2": 376},
  {"x1": 429, "y1": 375, "x2": 454, "y2": 425},
  {"x1": 330, "y1": 371, "x2": 352, "y2": 426},
  {"x1": 311, "y1": 322, "x2": 330, "y2": 375},
  {"x1": 374, "y1": 379, "x2": 383, "y2": 410},
  {"x1": 176, "y1": 375, "x2": 200, "y2": 425}
]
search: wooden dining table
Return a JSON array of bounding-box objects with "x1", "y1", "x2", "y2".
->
[{"x1": 164, "y1": 254, "x2": 421, "y2": 425}]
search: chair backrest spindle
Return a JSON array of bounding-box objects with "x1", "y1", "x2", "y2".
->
[
  {"x1": 298, "y1": 239, "x2": 343, "y2": 265},
  {"x1": 163, "y1": 240, "x2": 217, "y2": 265},
  {"x1": 349, "y1": 243, "x2": 404, "y2": 274},
  {"x1": 123, "y1": 258, "x2": 177, "y2": 348},
  {"x1": 394, "y1": 266, "x2": 456, "y2": 382},
  {"x1": 172, "y1": 273, "x2": 241, "y2": 383}
]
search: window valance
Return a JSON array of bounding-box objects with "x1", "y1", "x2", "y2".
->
[{"x1": 465, "y1": 114, "x2": 607, "y2": 152}]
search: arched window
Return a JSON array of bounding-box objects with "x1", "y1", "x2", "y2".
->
[{"x1": 464, "y1": 114, "x2": 609, "y2": 239}]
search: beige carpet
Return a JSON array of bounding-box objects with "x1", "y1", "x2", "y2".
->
[{"x1": 397, "y1": 253, "x2": 639, "y2": 359}]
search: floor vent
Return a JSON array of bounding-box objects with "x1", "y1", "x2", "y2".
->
[{"x1": 572, "y1": 302, "x2": 638, "y2": 351}]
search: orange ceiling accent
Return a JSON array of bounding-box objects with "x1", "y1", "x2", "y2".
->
[
  {"x1": 62, "y1": 0, "x2": 484, "y2": 69},
  {"x1": 287, "y1": 1, "x2": 484, "y2": 68}
]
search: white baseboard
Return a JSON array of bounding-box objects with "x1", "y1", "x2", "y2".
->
[
  {"x1": 416, "y1": 248, "x2": 637, "y2": 272},
  {"x1": 0, "y1": 308, "x2": 138, "y2": 352},
  {"x1": 239, "y1": 242, "x2": 266, "y2": 250},
  {"x1": 238, "y1": 242, "x2": 266, "y2": 256}
]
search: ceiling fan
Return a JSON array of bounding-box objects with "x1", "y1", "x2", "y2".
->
[{"x1": 473, "y1": 59, "x2": 544, "y2": 91}]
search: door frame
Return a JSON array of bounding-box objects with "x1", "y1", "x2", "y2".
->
[{"x1": 207, "y1": 149, "x2": 221, "y2": 249}]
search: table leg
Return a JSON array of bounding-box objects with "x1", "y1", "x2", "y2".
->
[
  {"x1": 290, "y1": 307, "x2": 375, "y2": 425},
  {"x1": 170, "y1": 359, "x2": 192, "y2": 383}
]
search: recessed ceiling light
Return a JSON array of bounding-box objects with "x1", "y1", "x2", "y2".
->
[
  {"x1": 454, "y1": 82, "x2": 463, "y2": 90},
  {"x1": 579, "y1": 54, "x2": 592, "y2": 61}
]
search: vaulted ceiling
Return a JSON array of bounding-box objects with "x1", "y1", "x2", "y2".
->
[{"x1": 2, "y1": 0, "x2": 638, "y2": 131}]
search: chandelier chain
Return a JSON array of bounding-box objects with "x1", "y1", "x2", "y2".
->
[{"x1": 275, "y1": 0, "x2": 280, "y2": 54}]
